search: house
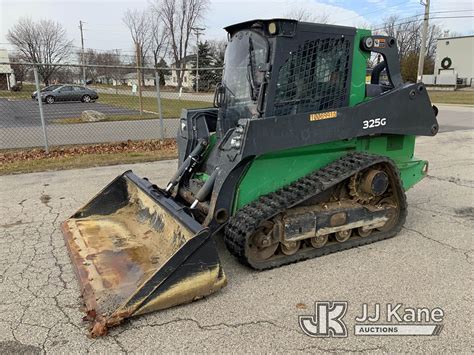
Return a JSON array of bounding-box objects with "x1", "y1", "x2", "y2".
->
[
  {"x1": 422, "y1": 35, "x2": 474, "y2": 88},
  {"x1": 119, "y1": 72, "x2": 156, "y2": 87},
  {"x1": 165, "y1": 55, "x2": 195, "y2": 89},
  {"x1": 0, "y1": 49, "x2": 15, "y2": 90}
]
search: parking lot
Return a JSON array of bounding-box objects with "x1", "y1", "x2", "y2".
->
[
  {"x1": 0, "y1": 98, "x2": 140, "y2": 128},
  {"x1": 0, "y1": 97, "x2": 180, "y2": 149},
  {"x1": 0, "y1": 124, "x2": 472, "y2": 353},
  {"x1": 0, "y1": 100, "x2": 473, "y2": 149}
]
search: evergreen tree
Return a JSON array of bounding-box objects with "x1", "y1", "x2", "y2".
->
[
  {"x1": 156, "y1": 58, "x2": 170, "y2": 86},
  {"x1": 210, "y1": 40, "x2": 226, "y2": 86},
  {"x1": 190, "y1": 41, "x2": 215, "y2": 92}
]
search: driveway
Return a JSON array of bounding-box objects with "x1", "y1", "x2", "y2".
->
[{"x1": 0, "y1": 130, "x2": 472, "y2": 353}]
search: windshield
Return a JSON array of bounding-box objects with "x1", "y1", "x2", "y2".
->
[
  {"x1": 42, "y1": 85, "x2": 61, "y2": 92},
  {"x1": 222, "y1": 30, "x2": 268, "y2": 122}
]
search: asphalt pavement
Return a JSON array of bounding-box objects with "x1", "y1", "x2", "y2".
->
[
  {"x1": 0, "y1": 98, "x2": 139, "y2": 128},
  {"x1": 0, "y1": 128, "x2": 472, "y2": 353},
  {"x1": 0, "y1": 98, "x2": 179, "y2": 149}
]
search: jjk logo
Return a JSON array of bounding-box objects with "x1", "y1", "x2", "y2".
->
[{"x1": 299, "y1": 301, "x2": 348, "y2": 338}]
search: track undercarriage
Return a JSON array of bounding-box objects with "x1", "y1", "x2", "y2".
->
[{"x1": 224, "y1": 152, "x2": 407, "y2": 270}]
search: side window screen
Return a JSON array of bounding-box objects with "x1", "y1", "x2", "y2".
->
[{"x1": 274, "y1": 37, "x2": 351, "y2": 116}]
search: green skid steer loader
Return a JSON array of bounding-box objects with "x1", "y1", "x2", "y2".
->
[{"x1": 62, "y1": 19, "x2": 439, "y2": 336}]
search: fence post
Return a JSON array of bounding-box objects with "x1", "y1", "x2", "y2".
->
[
  {"x1": 33, "y1": 65, "x2": 50, "y2": 153},
  {"x1": 155, "y1": 71, "x2": 165, "y2": 141}
]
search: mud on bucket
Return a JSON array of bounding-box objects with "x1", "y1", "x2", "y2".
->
[{"x1": 61, "y1": 171, "x2": 227, "y2": 336}]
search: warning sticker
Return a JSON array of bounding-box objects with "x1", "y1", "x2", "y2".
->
[
  {"x1": 374, "y1": 38, "x2": 386, "y2": 48},
  {"x1": 309, "y1": 111, "x2": 338, "y2": 122}
]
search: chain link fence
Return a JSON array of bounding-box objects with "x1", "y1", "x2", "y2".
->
[{"x1": 0, "y1": 62, "x2": 222, "y2": 151}]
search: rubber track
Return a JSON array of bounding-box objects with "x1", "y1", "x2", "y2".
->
[{"x1": 224, "y1": 152, "x2": 407, "y2": 270}]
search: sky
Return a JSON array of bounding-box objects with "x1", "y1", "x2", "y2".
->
[{"x1": 1, "y1": 0, "x2": 473, "y2": 61}]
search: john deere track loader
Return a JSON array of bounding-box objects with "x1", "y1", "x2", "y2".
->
[{"x1": 62, "y1": 19, "x2": 438, "y2": 336}]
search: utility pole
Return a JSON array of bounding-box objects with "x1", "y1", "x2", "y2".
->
[
  {"x1": 416, "y1": 0, "x2": 430, "y2": 82},
  {"x1": 79, "y1": 20, "x2": 86, "y2": 85},
  {"x1": 135, "y1": 42, "x2": 143, "y2": 115},
  {"x1": 192, "y1": 27, "x2": 205, "y2": 93}
]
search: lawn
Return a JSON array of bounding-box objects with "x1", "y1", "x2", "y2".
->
[
  {"x1": 97, "y1": 93, "x2": 210, "y2": 118},
  {"x1": 0, "y1": 84, "x2": 36, "y2": 99},
  {"x1": 428, "y1": 90, "x2": 474, "y2": 105}
]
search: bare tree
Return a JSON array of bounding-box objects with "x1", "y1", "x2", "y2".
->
[
  {"x1": 149, "y1": 13, "x2": 170, "y2": 68},
  {"x1": 285, "y1": 7, "x2": 329, "y2": 23},
  {"x1": 123, "y1": 8, "x2": 151, "y2": 85},
  {"x1": 75, "y1": 49, "x2": 124, "y2": 84},
  {"x1": 7, "y1": 18, "x2": 72, "y2": 85},
  {"x1": 377, "y1": 15, "x2": 442, "y2": 81},
  {"x1": 152, "y1": 0, "x2": 209, "y2": 90}
]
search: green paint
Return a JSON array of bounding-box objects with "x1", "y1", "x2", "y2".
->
[
  {"x1": 349, "y1": 28, "x2": 371, "y2": 107},
  {"x1": 233, "y1": 135, "x2": 427, "y2": 213},
  {"x1": 233, "y1": 140, "x2": 353, "y2": 211},
  {"x1": 355, "y1": 135, "x2": 427, "y2": 190},
  {"x1": 194, "y1": 172, "x2": 210, "y2": 181},
  {"x1": 229, "y1": 27, "x2": 428, "y2": 213},
  {"x1": 193, "y1": 133, "x2": 217, "y2": 182}
]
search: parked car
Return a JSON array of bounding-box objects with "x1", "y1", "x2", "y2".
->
[
  {"x1": 38, "y1": 85, "x2": 99, "y2": 104},
  {"x1": 31, "y1": 84, "x2": 63, "y2": 99}
]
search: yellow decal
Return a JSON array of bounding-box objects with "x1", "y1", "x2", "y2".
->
[{"x1": 309, "y1": 111, "x2": 338, "y2": 122}]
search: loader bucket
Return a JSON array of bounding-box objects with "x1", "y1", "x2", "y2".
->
[{"x1": 61, "y1": 171, "x2": 226, "y2": 337}]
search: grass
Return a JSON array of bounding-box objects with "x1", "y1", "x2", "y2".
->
[
  {"x1": 0, "y1": 84, "x2": 35, "y2": 99},
  {"x1": 1, "y1": 140, "x2": 178, "y2": 175},
  {"x1": 97, "y1": 93, "x2": 210, "y2": 118},
  {"x1": 428, "y1": 90, "x2": 474, "y2": 105}
]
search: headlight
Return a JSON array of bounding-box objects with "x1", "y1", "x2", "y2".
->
[{"x1": 230, "y1": 137, "x2": 241, "y2": 149}]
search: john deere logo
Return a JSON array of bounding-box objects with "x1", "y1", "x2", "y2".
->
[{"x1": 299, "y1": 301, "x2": 348, "y2": 337}]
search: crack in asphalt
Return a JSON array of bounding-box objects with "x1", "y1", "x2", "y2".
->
[
  {"x1": 403, "y1": 226, "x2": 473, "y2": 265},
  {"x1": 111, "y1": 316, "x2": 299, "y2": 335},
  {"x1": 425, "y1": 175, "x2": 473, "y2": 188},
  {"x1": 294, "y1": 344, "x2": 387, "y2": 353},
  {"x1": 1, "y1": 136, "x2": 472, "y2": 352}
]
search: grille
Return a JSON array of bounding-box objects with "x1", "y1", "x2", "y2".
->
[{"x1": 274, "y1": 37, "x2": 351, "y2": 116}]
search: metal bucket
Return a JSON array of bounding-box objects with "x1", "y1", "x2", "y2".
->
[{"x1": 62, "y1": 171, "x2": 226, "y2": 336}]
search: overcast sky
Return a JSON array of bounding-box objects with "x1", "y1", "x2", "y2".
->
[{"x1": 1, "y1": 0, "x2": 473, "y2": 58}]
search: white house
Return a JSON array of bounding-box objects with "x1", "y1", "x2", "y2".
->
[
  {"x1": 0, "y1": 49, "x2": 16, "y2": 90},
  {"x1": 109, "y1": 72, "x2": 156, "y2": 87},
  {"x1": 165, "y1": 55, "x2": 195, "y2": 89}
]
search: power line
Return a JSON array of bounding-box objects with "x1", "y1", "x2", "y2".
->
[
  {"x1": 338, "y1": 0, "x2": 417, "y2": 22},
  {"x1": 372, "y1": 15, "x2": 474, "y2": 31},
  {"x1": 369, "y1": 9, "x2": 474, "y2": 30}
]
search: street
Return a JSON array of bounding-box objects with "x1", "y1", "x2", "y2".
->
[
  {"x1": 0, "y1": 103, "x2": 472, "y2": 149},
  {"x1": 0, "y1": 128, "x2": 472, "y2": 353}
]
